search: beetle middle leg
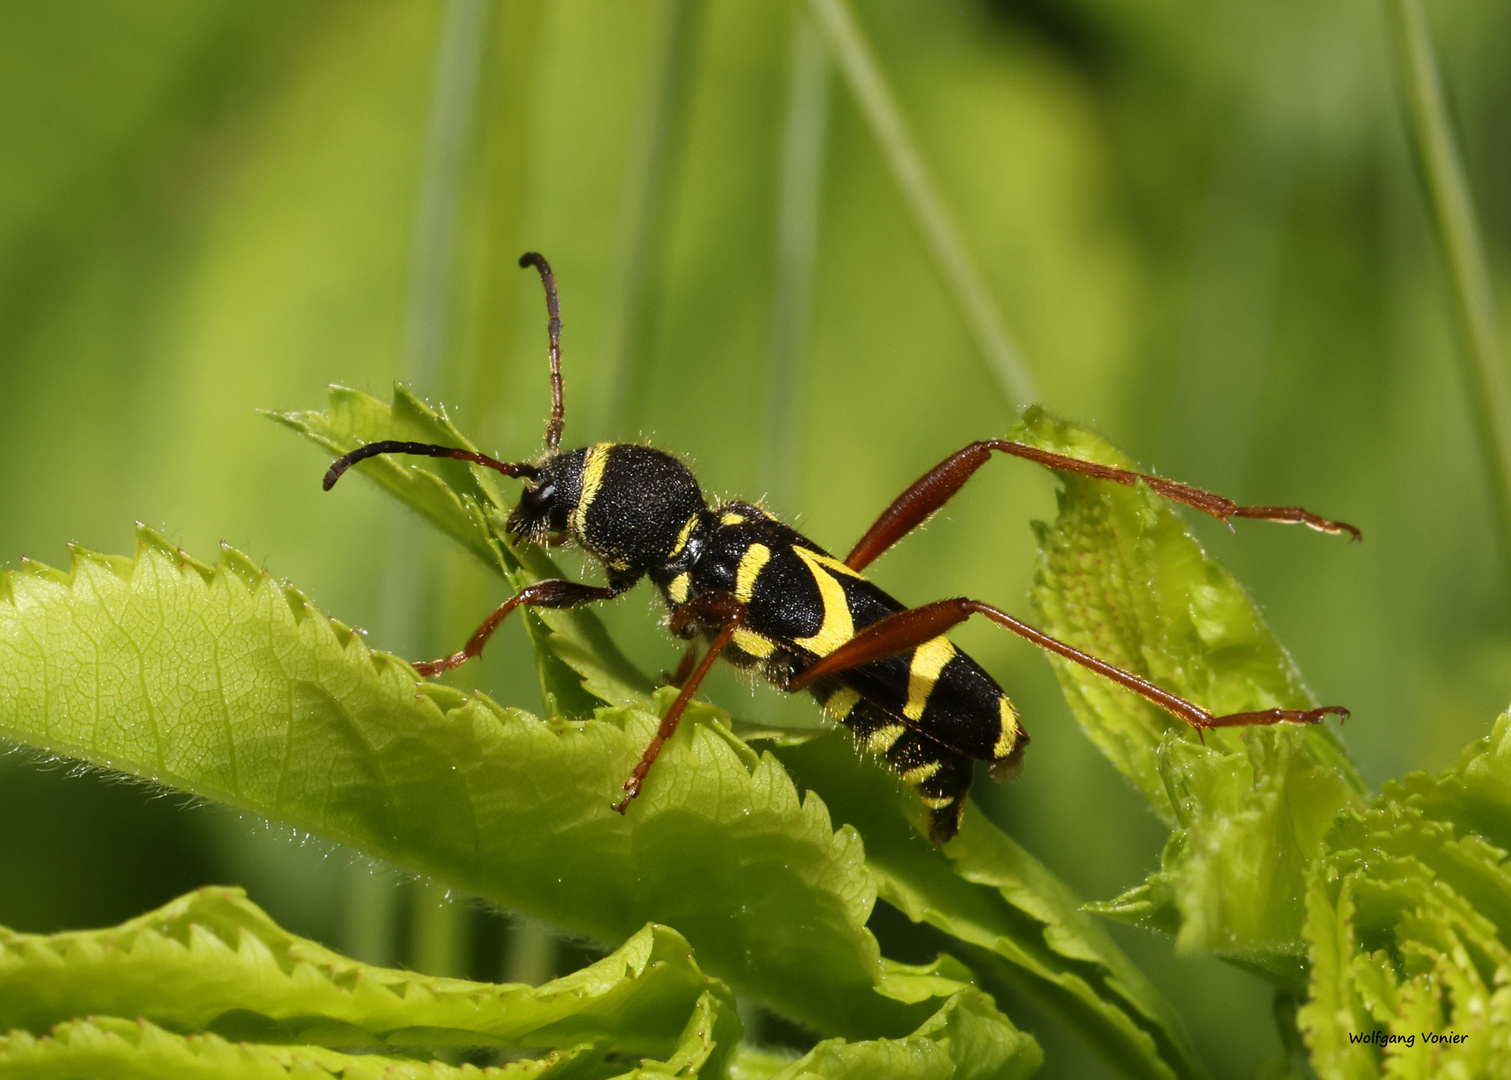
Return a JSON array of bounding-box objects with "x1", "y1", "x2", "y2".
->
[{"x1": 614, "y1": 591, "x2": 748, "y2": 812}]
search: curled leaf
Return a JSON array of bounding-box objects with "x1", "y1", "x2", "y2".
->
[
  {"x1": 1298, "y1": 710, "x2": 1511, "y2": 1079},
  {"x1": 0, "y1": 886, "x2": 737, "y2": 1059},
  {"x1": 1020, "y1": 407, "x2": 1363, "y2": 969}
]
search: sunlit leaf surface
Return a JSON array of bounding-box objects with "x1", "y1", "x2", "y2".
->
[{"x1": 0, "y1": 528, "x2": 912, "y2": 1040}]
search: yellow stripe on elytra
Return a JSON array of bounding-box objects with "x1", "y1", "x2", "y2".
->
[
  {"x1": 993, "y1": 698, "x2": 1020, "y2": 759},
  {"x1": 720, "y1": 511, "x2": 747, "y2": 526},
  {"x1": 899, "y1": 761, "x2": 942, "y2": 785},
  {"x1": 792, "y1": 546, "x2": 857, "y2": 657},
  {"x1": 669, "y1": 513, "x2": 701, "y2": 559},
  {"x1": 571, "y1": 443, "x2": 612, "y2": 532},
  {"x1": 825, "y1": 687, "x2": 861, "y2": 720},
  {"x1": 904, "y1": 636, "x2": 956, "y2": 721},
  {"x1": 866, "y1": 724, "x2": 906, "y2": 754},
  {"x1": 795, "y1": 545, "x2": 864, "y2": 578},
  {"x1": 667, "y1": 572, "x2": 691, "y2": 605},
  {"x1": 735, "y1": 543, "x2": 771, "y2": 604},
  {"x1": 732, "y1": 628, "x2": 775, "y2": 658}
]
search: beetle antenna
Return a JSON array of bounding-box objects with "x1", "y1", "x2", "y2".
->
[
  {"x1": 323, "y1": 441, "x2": 539, "y2": 491},
  {"x1": 518, "y1": 252, "x2": 564, "y2": 450}
]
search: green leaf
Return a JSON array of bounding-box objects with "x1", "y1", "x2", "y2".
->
[
  {"x1": 0, "y1": 886, "x2": 736, "y2": 1061},
  {"x1": 1294, "y1": 874, "x2": 1377, "y2": 1080},
  {"x1": 0, "y1": 1014, "x2": 648, "y2": 1080},
  {"x1": 267, "y1": 384, "x2": 506, "y2": 571},
  {"x1": 1018, "y1": 407, "x2": 1364, "y2": 971},
  {"x1": 0, "y1": 992, "x2": 1034, "y2": 1080},
  {"x1": 277, "y1": 387, "x2": 1204, "y2": 1077},
  {"x1": 268, "y1": 384, "x2": 653, "y2": 713},
  {"x1": 0, "y1": 529, "x2": 960, "y2": 1042},
  {"x1": 1297, "y1": 709, "x2": 1511, "y2": 1080},
  {"x1": 773, "y1": 733, "x2": 1206, "y2": 1080},
  {"x1": 734, "y1": 984, "x2": 1042, "y2": 1080},
  {"x1": 1092, "y1": 733, "x2": 1362, "y2": 981},
  {"x1": 0, "y1": 886, "x2": 1043, "y2": 1080},
  {"x1": 1382, "y1": 710, "x2": 1511, "y2": 855}
]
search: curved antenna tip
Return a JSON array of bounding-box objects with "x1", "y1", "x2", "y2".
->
[{"x1": 519, "y1": 253, "x2": 565, "y2": 450}]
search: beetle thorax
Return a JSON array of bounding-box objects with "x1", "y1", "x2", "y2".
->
[{"x1": 508, "y1": 443, "x2": 707, "y2": 577}]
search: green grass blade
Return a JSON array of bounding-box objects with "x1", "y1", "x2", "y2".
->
[
  {"x1": 596, "y1": 0, "x2": 704, "y2": 439},
  {"x1": 1383, "y1": 0, "x2": 1511, "y2": 565},
  {"x1": 807, "y1": 0, "x2": 1037, "y2": 409},
  {"x1": 760, "y1": 7, "x2": 830, "y2": 518},
  {"x1": 399, "y1": 0, "x2": 489, "y2": 394}
]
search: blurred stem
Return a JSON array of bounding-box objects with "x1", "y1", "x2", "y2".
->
[
  {"x1": 344, "y1": 862, "x2": 401, "y2": 968},
  {"x1": 401, "y1": 0, "x2": 492, "y2": 393},
  {"x1": 360, "y1": 0, "x2": 492, "y2": 976},
  {"x1": 1384, "y1": 0, "x2": 1511, "y2": 565},
  {"x1": 807, "y1": 0, "x2": 1038, "y2": 410},
  {"x1": 414, "y1": 880, "x2": 471, "y2": 977},
  {"x1": 760, "y1": 10, "x2": 831, "y2": 515},
  {"x1": 598, "y1": 0, "x2": 703, "y2": 438},
  {"x1": 503, "y1": 916, "x2": 558, "y2": 986}
]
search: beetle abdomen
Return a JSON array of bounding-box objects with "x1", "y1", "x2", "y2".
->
[{"x1": 667, "y1": 502, "x2": 1030, "y2": 839}]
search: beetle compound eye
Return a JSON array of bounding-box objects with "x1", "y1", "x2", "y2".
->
[{"x1": 523, "y1": 483, "x2": 557, "y2": 511}]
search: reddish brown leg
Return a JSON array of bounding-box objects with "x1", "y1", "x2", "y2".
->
[
  {"x1": 412, "y1": 579, "x2": 625, "y2": 676},
  {"x1": 614, "y1": 592, "x2": 746, "y2": 813},
  {"x1": 789, "y1": 598, "x2": 1348, "y2": 736},
  {"x1": 845, "y1": 440, "x2": 1359, "y2": 572}
]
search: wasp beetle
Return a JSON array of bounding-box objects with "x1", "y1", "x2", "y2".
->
[{"x1": 323, "y1": 253, "x2": 1355, "y2": 843}]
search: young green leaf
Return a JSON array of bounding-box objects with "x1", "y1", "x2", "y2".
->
[
  {"x1": 0, "y1": 886, "x2": 737, "y2": 1061},
  {"x1": 0, "y1": 886, "x2": 1048, "y2": 1080},
  {"x1": 0, "y1": 1016, "x2": 581, "y2": 1080},
  {"x1": 1382, "y1": 709, "x2": 1511, "y2": 855},
  {"x1": 0, "y1": 1011, "x2": 741, "y2": 1080},
  {"x1": 268, "y1": 385, "x2": 507, "y2": 571},
  {"x1": 1298, "y1": 709, "x2": 1511, "y2": 1079},
  {"x1": 733, "y1": 983, "x2": 1042, "y2": 1080},
  {"x1": 775, "y1": 733, "x2": 1207, "y2": 1080},
  {"x1": 1019, "y1": 407, "x2": 1364, "y2": 970}
]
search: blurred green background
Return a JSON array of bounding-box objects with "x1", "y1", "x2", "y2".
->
[{"x1": 1, "y1": 0, "x2": 1507, "y2": 1075}]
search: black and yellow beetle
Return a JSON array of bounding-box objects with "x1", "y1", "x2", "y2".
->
[{"x1": 323, "y1": 253, "x2": 1356, "y2": 843}]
